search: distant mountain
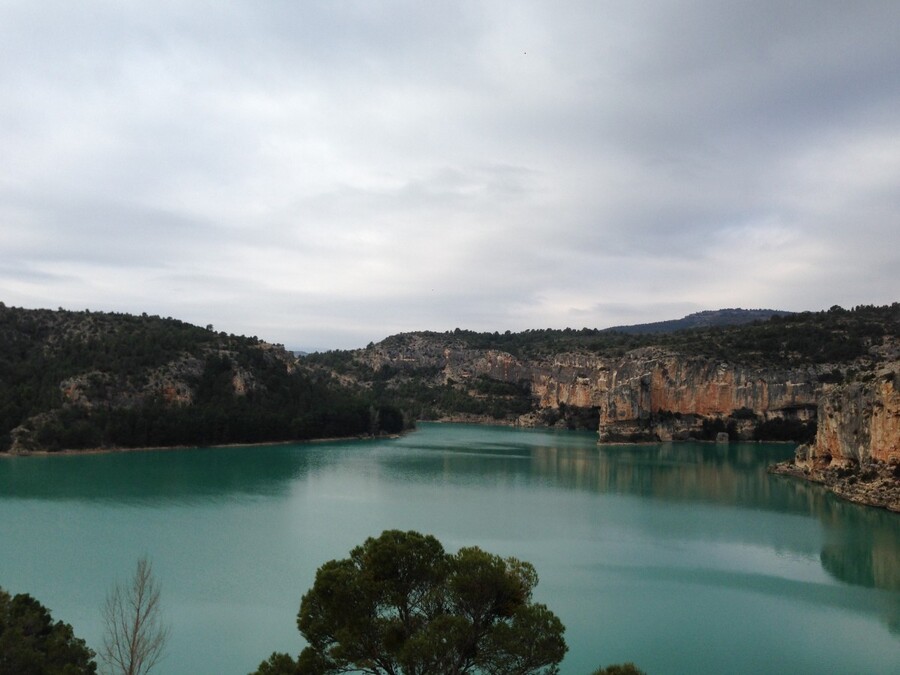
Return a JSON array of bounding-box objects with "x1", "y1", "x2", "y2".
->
[{"x1": 602, "y1": 308, "x2": 794, "y2": 335}]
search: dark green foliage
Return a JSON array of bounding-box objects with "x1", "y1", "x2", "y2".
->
[
  {"x1": 591, "y1": 664, "x2": 646, "y2": 675},
  {"x1": 700, "y1": 417, "x2": 737, "y2": 441},
  {"x1": 470, "y1": 375, "x2": 529, "y2": 397},
  {"x1": 318, "y1": 305, "x2": 898, "y2": 438},
  {"x1": 4, "y1": 303, "x2": 896, "y2": 450},
  {"x1": 654, "y1": 304, "x2": 897, "y2": 367},
  {"x1": 557, "y1": 403, "x2": 601, "y2": 431},
  {"x1": 253, "y1": 530, "x2": 567, "y2": 675},
  {"x1": 376, "y1": 406, "x2": 406, "y2": 434},
  {"x1": 366, "y1": 373, "x2": 533, "y2": 424},
  {"x1": 0, "y1": 305, "x2": 409, "y2": 452},
  {"x1": 251, "y1": 653, "x2": 299, "y2": 675},
  {"x1": 0, "y1": 587, "x2": 97, "y2": 674}
]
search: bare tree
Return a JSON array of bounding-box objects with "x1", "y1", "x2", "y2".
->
[{"x1": 100, "y1": 556, "x2": 170, "y2": 675}]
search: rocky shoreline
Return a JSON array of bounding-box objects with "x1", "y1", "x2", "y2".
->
[{"x1": 769, "y1": 450, "x2": 900, "y2": 513}]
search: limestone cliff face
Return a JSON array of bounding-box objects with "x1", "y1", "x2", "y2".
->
[
  {"x1": 770, "y1": 362, "x2": 900, "y2": 512},
  {"x1": 595, "y1": 349, "x2": 819, "y2": 441},
  {"x1": 354, "y1": 337, "x2": 824, "y2": 440},
  {"x1": 809, "y1": 364, "x2": 900, "y2": 464}
]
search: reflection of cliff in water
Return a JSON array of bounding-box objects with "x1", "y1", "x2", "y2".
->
[
  {"x1": 818, "y1": 500, "x2": 900, "y2": 591},
  {"x1": 814, "y1": 497, "x2": 900, "y2": 634},
  {"x1": 530, "y1": 442, "x2": 801, "y2": 510},
  {"x1": 531, "y1": 441, "x2": 900, "y2": 622}
]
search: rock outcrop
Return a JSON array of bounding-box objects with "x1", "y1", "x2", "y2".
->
[
  {"x1": 592, "y1": 349, "x2": 819, "y2": 441},
  {"x1": 813, "y1": 365, "x2": 900, "y2": 464},
  {"x1": 770, "y1": 362, "x2": 900, "y2": 511}
]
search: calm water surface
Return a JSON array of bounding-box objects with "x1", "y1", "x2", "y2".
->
[{"x1": 1, "y1": 423, "x2": 899, "y2": 674}]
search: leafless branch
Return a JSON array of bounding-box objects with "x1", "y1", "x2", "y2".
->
[{"x1": 100, "y1": 556, "x2": 170, "y2": 675}]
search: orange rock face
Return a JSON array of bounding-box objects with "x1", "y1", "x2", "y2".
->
[
  {"x1": 364, "y1": 339, "x2": 822, "y2": 439},
  {"x1": 595, "y1": 352, "x2": 820, "y2": 438},
  {"x1": 812, "y1": 365, "x2": 900, "y2": 464}
]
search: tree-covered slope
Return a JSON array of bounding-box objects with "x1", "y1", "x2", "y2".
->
[{"x1": 0, "y1": 304, "x2": 404, "y2": 453}]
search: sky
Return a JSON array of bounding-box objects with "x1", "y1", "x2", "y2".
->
[{"x1": 2, "y1": 1, "x2": 898, "y2": 351}]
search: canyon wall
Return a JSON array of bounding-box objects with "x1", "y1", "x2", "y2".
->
[{"x1": 356, "y1": 336, "x2": 824, "y2": 441}]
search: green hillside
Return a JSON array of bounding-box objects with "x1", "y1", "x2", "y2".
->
[{"x1": 0, "y1": 304, "x2": 404, "y2": 453}]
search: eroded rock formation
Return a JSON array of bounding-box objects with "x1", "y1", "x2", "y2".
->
[{"x1": 770, "y1": 363, "x2": 900, "y2": 511}]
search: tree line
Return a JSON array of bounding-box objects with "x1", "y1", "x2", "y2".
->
[{"x1": 416, "y1": 304, "x2": 899, "y2": 366}]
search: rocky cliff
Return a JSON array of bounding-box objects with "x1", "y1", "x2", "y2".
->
[
  {"x1": 770, "y1": 362, "x2": 900, "y2": 511},
  {"x1": 331, "y1": 306, "x2": 899, "y2": 451},
  {"x1": 592, "y1": 349, "x2": 820, "y2": 442},
  {"x1": 341, "y1": 335, "x2": 825, "y2": 442},
  {"x1": 813, "y1": 365, "x2": 900, "y2": 465}
]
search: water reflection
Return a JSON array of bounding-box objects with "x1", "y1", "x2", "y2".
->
[
  {"x1": 819, "y1": 502, "x2": 900, "y2": 591},
  {"x1": 386, "y1": 425, "x2": 795, "y2": 510},
  {"x1": 385, "y1": 425, "x2": 900, "y2": 598},
  {"x1": 2, "y1": 423, "x2": 899, "y2": 671},
  {"x1": 0, "y1": 442, "x2": 334, "y2": 503},
  {"x1": 3, "y1": 424, "x2": 899, "y2": 600}
]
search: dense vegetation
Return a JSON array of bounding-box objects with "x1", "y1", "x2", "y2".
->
[
  {"x1": 377, "y1": 374, "x2": 533, "y2": 424},
  {"x1": 0, "y1": 304, "x2": 404, "y2": 452},
  {"x1": 0, "y1": 587, "x2": 97, "y2": 674},
  {"x1": 602, "y1": 307, "x2": 791, "y2": 335},
  {"x1": 1, "y1": 554, "x2": 637, "y2": 675}
]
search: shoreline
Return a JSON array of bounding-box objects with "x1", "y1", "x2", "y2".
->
[
  {"x1": 0, "y1": 431, "x2": 406, "y2": 458},
  {"x1": 768, "y1": 460, "x2": 900, "y2": 513}
]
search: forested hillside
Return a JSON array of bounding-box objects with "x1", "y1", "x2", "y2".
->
[{"x1": 0, "y1": 304, "x2": 404, "y2": 453}]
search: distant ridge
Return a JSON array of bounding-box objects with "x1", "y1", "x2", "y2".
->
[{"x1": 602, "y1": 308, "x2": 794, "y2": 335}]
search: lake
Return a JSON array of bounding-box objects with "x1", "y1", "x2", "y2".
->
[{"x1": 1, "y1": 423, "x2": 899, "y2": 674}]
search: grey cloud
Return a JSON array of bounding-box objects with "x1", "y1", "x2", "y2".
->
[
  {"x1": 2, "y1": 192, "x2": 222, "y2": 267},
  {"x1": 1, "y1": 0, "x2": 897, "y2": 348}
]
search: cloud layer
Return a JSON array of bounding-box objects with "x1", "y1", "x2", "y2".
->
[{"x1": 2, "y1": 1, "x2": 898, "y2": 349}]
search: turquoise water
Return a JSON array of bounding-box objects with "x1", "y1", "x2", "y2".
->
[{"x1": 1, "y1": 423, "x2": 898, "y2": 674}]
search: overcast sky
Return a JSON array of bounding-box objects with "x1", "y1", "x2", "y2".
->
[{"x1": 2, "y1": 1, "x2": 898, "y2": 350}]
